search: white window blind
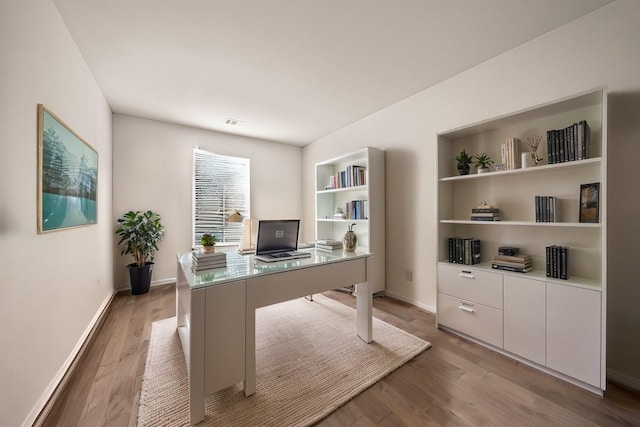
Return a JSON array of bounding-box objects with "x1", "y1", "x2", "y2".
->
[{"x1": 193, "y1": 148, "x2": 250, "y2": 246}]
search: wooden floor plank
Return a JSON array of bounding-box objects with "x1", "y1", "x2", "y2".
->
[{"x1": 41, "y1": 286, "x2": 640, "y2": 426}]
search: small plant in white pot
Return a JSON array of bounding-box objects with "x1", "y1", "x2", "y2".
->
[
  {"x1": 474, "y1": 153, "x2": 493, "y2": 174},
  {"x1": 200, "y1": 233, "x2": 217, "y2": 253}
]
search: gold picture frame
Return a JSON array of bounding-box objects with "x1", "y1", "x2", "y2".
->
[{"x1": 37, "y1": 104, "x2": 98, "y2": 233}]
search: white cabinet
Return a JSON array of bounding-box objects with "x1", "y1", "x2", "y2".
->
[
  {"x1": 504, "y1": 276, "x2": 546, "y2": 365},
  {"x1": 436, "y1": 88, "x2": 606, "y2": 393},
  {"x1": 547, "y1": 282, "x2": 602, "y2": 388},
  {"x1": 315, "y1": 147, "x2": 385, "y2": 293},
  {"x1": 437, "y1": 264, "x2": 503, "y2": 348}
]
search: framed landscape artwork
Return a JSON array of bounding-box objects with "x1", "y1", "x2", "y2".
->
[
  {"x1": 579, "y1": 182, "x2": 600, "y2": 223},
  {"x1": 37, "y1": 104, "x2": 98, "y2": 233}
]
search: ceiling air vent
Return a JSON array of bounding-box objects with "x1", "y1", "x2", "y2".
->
[{"x1": 224, "y1": 118, "x2": 245, "y2": 126}]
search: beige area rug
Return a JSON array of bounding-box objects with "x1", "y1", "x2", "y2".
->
[{"x1": 138, "y1": 294, "x2": 431, "y2": 426}]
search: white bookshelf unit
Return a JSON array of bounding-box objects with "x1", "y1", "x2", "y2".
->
[
  {"x1": 315, "y1": 147, "x2": 385, "y2": 294},
  {"x1": 436, "y1": 89, "x2": 607, "y2": 394}
]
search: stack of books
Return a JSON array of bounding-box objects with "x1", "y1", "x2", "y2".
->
[
  {"x1": 471, "y1": 207, "x2": 502, "y2": 221},
  {"x1": 192, "y1": 250, "x2": 227, "y2": 271},
  {"x1": 546, "y1": 245, "x2": 569, "y2": 279},
  {"x1": 315, "y1": 239, "x2": 343, "y2": 252},
  {"x1": 492, "y1": 253, "x2": 532, "y2": 273}
]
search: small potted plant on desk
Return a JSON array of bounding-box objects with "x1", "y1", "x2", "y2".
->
[
  {"x1": 474, "y1": 153, "x2": 493, "y2": 174},
  {"x1": 115, "y1": 210, "x2": 165, "y2": 295},
  {"x1": 455, "y1": 149, "x2": 473, "y2": 175},
  {"x1": 200, "y1": 233, "x2": 217, "y2": 253}
]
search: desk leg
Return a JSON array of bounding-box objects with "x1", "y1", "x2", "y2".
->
[
  {"x1": 189, "y1": 289, "x2": 206, "y2": 425},
  {"x1": 244, "y1": 307, "x2": 256, "y2": 396},
  {"x1": 356, "y1": 281, "x2": 373, "y2": 343}
]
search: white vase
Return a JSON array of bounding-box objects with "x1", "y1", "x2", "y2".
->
[{"x1": 522, "y1": 152, "x2": 532, "y2": 168}]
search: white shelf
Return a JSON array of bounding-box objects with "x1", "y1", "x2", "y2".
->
[
  {"x1": 317, "y1": 218, "x2": 368, "y2": 223},
  {"x1": 440, "y1": 220, "x2": 601, "y2": 228},
  {"x1": 315, "y1": 147, "x2": 385, "y2": 293},
  {"x1": 440, "y1": 157, "x2": 601, "y2": 181},
  {"x1": 317, "y1": 185, "x2": 368, "y2": 194},
  {"x1": 437, "y1": 261, "x2": 602, "y2": 291}
]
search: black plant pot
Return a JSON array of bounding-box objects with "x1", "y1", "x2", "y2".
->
[
  {"x1": 457, "y1": 167, "x2": 470, "y2": 176},
  {"x1": 128, "y1": 262, "x2": 154, "y2": 295}
]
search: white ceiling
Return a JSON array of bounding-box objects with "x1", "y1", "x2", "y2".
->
[{"x1": 53, "y1": 0, "x2": 611, "y2": 146}]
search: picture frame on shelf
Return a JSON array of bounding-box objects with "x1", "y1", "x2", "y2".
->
[
  {"x1": 37, "y1": 104, "x2": 98, "y2": 233},
  {"x1": 579, "y1": 182, "x2": 600, "y2": 223}
]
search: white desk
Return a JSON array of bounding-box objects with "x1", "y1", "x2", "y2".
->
[{"x1": 176, "y1": 249, "x2": 373, "y2": 425}]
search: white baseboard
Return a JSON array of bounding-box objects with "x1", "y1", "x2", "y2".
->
[
  {"x1": 26, "y1": 291, "x2": 115, "y2": 427},
  {"x1": 115, "y1": 277, "x2": 176, "y2": 293},
  {"x1": 607, "y1": 368, "x2": 640, "y2": 392},
  {"x1": 383, "y1": 290, "x2": 436, "y2": 314}
]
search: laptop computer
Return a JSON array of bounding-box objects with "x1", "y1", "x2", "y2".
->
[{"x1": 254, "y1": 219, "x2": 312, "y2": 262}]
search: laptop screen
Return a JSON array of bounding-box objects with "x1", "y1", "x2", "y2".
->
[{"x1": 255, "y1": 219, "x2": 300, "y2": 255}]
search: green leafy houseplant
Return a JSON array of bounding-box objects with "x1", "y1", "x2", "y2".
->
[
  {"x1": 474, "y1": 153, "x2": 494, "y2": 171},
  {"x1": 455, "y1": 149, "x2": 473, "y2": 175},
  {"x1": 200, "y1": 233, "x2": 217, "y2": 247},
  {"x1": 115, "y1": 210, "x2": 165, "y2": 267}
]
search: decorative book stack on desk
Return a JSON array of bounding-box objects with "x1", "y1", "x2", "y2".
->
[
  {"x1": 315, "y1": 239, "x2": 343, "y2": 252},
  {"x1": 192, "y1": 250, "x2": 227, "y2": 271}
]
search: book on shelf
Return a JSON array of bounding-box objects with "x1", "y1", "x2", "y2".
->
[
  {"x1": 448, "y1": 237, "x2": 480, "y2": 265},
  {"x1": 535, "y1": 195, "x2": 558, "y2": 222},
  {"x1": 492, "y1": 259, "x2": 532, "y2": 269},
  {"x1": 345, "y1": 199, "x2": 368, "y2": 220},
  {"x1": 331, "y1": 164, "x2": 367, "y2": 189},
  {"x1": 546, "y1": 245, "x2": 569, "y2": 279},
  {"x1": 501, "y1": 137, "x2": 521, "y2": 170},
  {"x1": 470, "y1": 215, "x2": 502, "y2": 221},
  {"x1": 546, "y1": 120, "x2": 590, "y2": 165},
  {"x1": 491, "y1": 263, "x2": 533, "y2": 273},
  {"x1": 494, "y1": 254, "x2": 531, "y2": 263},
  {"x1": 471, "y1": 208, "x2": 500, "y2": 213}
]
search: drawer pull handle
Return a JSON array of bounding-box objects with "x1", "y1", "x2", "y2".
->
[
  {"x1": 459, "y1": 271, "x2": 474, "y2": 279},
  {"x1": 458, "y1": 304, "x2": 475, "y2": 313}
]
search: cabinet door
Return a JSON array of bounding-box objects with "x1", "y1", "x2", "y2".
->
[
  {"x1": 547, "y1": 283, "x2": 601, "y2": 388},
  {"x1": 504, "y1": 276, "x2": 546, "y2": 365}
]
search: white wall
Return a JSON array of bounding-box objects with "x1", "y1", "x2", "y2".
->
[
  {"x1": 0, "y1": 1, "x2": 114, "y2": 426},
  {"x1": 112, "y1": 115, "x2": 303, "y2": 287},
  {"x1": 302, "y1": 0, "x2": 640, "y2": 386}
]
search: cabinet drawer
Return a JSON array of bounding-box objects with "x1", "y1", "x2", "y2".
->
[
  {"x1": 437, "y1": 293, "x2": 503, "y2": 348},
  {"x1": 438, "y1": 264, "x2": 503, "y2": 309}
]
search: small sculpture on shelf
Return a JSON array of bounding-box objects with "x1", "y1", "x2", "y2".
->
[
  {"x1": 526, "y1": 135, "x2": 543, "y2": 166},
  {"x1": 333, "y1": 206, "x2": 346, "y2": 219}
]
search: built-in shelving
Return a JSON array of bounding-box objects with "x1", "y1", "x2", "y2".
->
[{"x1": 435, "y1": 88, "x2": 607, "y2": 394}]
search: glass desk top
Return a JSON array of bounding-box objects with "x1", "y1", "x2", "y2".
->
[{"x1": 177, "y1": 248, "x2": 371, "y2": 290}]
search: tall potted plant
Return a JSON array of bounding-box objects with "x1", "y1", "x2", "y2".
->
[{"x1": 115, "y1": 210, "x2": 165, "y2": 295}]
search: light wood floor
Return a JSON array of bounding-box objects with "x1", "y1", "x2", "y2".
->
[{"x1": 41, "y1": 284, "x2": 640, "y2": 426}]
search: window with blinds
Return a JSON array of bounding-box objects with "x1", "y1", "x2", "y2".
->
[{"x1": 193, "y1": 148, "x2": 250, "y2": 246}]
